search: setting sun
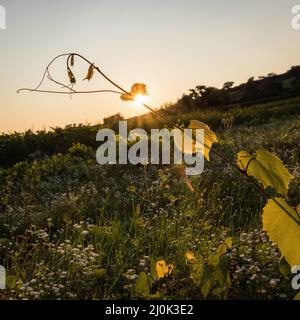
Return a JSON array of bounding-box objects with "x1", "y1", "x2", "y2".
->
[{"x1": 133, "y1": 94, "x2": 149, "y2": 107}]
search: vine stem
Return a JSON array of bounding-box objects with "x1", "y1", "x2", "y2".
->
[
  {"x1": 17, "y1": 89, "x2": 123, "y2": 95},
  {"x1": 17, "y1": 52, "x2": 300, "y2": 227}
]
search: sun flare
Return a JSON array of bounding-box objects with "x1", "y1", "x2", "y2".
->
[{"x1": 133, "y1": 94, "x2": 149, "y2": 107}]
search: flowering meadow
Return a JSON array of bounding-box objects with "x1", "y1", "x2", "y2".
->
[{"x1": 0, "y1": 112, "x2": 299, "y2": 300}]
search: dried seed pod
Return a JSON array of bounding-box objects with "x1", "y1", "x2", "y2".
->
[
  {"x1": 83, "y1": 64, "x2": 95, "y2": 81},
  {"x1": 68, "y1": 67, "x2": 76, "y2": 84},
  {"x1": 70, "y1": 54, "x2": 75, "y2": 67}
]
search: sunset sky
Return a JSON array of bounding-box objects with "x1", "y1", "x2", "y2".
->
[{"x1": 0, "y1": 0, "x2": 299, "y2": 133}]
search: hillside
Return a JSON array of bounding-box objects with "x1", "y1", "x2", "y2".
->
[
  {"x1": 0, "y1": 114, "x2": 299, "y2": 299},
  {"x1": 1, "y1": 96, "x2": 300, "y2": 168},
  {"x1": 160, "y1": 65, "x2": 300, "y2": 114}
]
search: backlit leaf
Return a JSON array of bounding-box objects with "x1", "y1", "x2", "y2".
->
[
  {"x1": 130, "y1": 83, "x2": 148, "y2": 96},
  {"x1": 186, "y1": 251, "x2": 196, "y2": 262},
  {"x1": 237, "y1": 150, "x2": 294, "y2": 196},
  {"x1": 188, "y1": 120, "x2": 218, "y2": 161},
  {"x1": 156, "y1": 260, "x2": 174, "y2": 280},
  {"x1": 216, "y1": 237, "x2": 232, "y2": 257},
  {"x1": 120, "y1": 93, "x2": 134, "y2": 101},
  {"x1": 263, "y1": 198, "x2": 300, "y2": 268},
  {"x1": 120, "y1": 83, "x2": 148, "y2": 102}
]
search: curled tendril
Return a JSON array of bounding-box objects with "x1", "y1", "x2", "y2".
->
[{"x1": 17, "y1": 53, "x2": 126, "y2": 97}]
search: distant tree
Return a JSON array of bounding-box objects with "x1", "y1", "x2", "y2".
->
[
  {"x1": 188, "y1": 89, "x2": 198, "y2": 101},
  {"x1": 243, "y1": 79, "x2": 261, "y2": 101},
  {"x1": 195, "y1": 85, "x2": 207, "y2": 96},
  {"x1": 288, "y1": 66, "x2": 300, "y2": 79},
  {"x1": 159, "y1": 65, "x2": 300, "y2": 116},
  {"x1": 200, "y1": 87, "x2": 223, "y2": 107},
  {"x1": 223, "y1": 82, "x2": 235, "y2": 90},
  {"x1": 178, "y1": 94, "x2": 195, "y2": 112},
  {"x1": 103, "y1": 113, "x2": 124, "y2": 126}
]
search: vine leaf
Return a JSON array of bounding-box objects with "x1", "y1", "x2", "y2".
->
[
  {"x1": 188, "y1": 120, "x2": 218, "y2": 161},
  {"x1": 216, "y1": 237, "x2": 232, "y2": 256},
  {"x1": 198, "y1": 239, "x2": 231, "y2": 299},
  {"x1": 186, "y1": 251, "x2": 196, "y2": 262},
  {"x1": 263, "y1": 198, "x2": 300, "y2": 268},
  {"x1": 156, "y1": 260, "x2": 174, "y2": 280},
  {"x1": 135, "y1": 272, "x2": 150, "y2": 297},
  {"x1": 120, "y1": 83, "x2": 148, "y2": 101},
  {"x1": 237, "y1": 150, "x2": 294, "y2": 196}
]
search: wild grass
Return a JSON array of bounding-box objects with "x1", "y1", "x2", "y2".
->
[{"x1": 0, "y1": 112, "x2": 299, "y2": 299}]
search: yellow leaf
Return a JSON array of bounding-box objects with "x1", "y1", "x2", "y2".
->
[
  {"x1": 130, "y1": 83, "x2": 148, "y2": 96},
  {"x1": 156, "y1": 260, "x2": 174, "y2": 279},
  {"x1": 216, "y1": 237, "x2": 232, "y2": 257},
  {"x1": 237, "y1": 150, "x2": 294, "y2": 196},
  {"x1": 120, "y1": 93, "x2": 134, "y2": 101},
  {"x1": 263, "y1": 198, "x2": 300, "y2": 268},
  {"x1": 120, "y1": 83, "x2": 148, "y2": 102},
  {"x1": 188, "y1": 120, "x2": 218, "y2": 161},
  {"x1": 185, "y1": 251, "x2": 196, "y2": 262},
  {"x1": 224, "y1": 237, "x2": 233, "y2": 248}
]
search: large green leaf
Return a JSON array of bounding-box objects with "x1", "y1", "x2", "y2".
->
[
  {"x1": 263, "y1": 198, "x2": 300, "y2": 268},
  {"x1": 237, "y1": 150, "x2": 294, "y2": 196},
  {"x1": 216, "y1": 237, "x2": 233, "y2": 257},
  {"x1": 135, "y1": 272, "x2": 150, "y2": 297},
  {"x1": 190, "y1": 239, "x2": 231, "y2": 299},
  {"x1": 190, "y1": 260, "x2": 204, "y2": 286}
]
